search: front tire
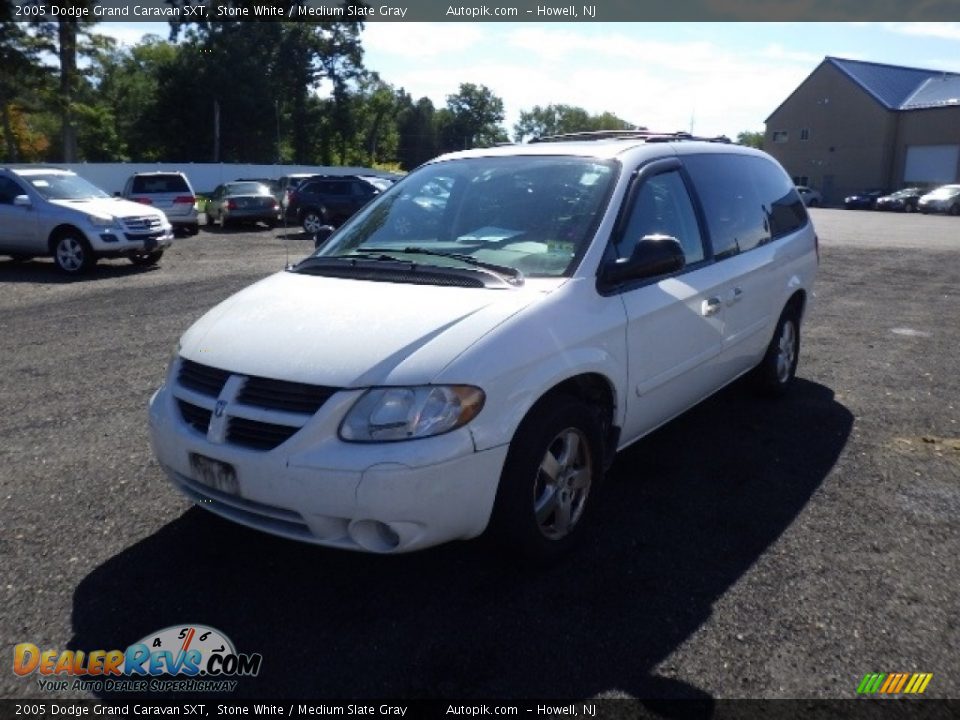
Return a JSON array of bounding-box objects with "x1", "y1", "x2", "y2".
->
[
  {"x1": 488, "y1": 395, "x2": 603, "y2": 564},
  {"x1": 53, "y1": 233, "x2": 96, "y2": 275},
  {"x1": 755, "y1": 305, "x2": 801, "y2": 396}
]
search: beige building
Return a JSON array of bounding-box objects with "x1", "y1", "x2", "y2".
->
[{"x1": 764, "y1": 57, "x2": 960, "y2": 205}]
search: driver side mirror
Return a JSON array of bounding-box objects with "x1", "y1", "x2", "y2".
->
[
  {"x1": 13, "y1": 195, "x2": 31, "y2": 208},
  {"x1": 314, "y1": 225, "x2": 335, "y2": 249},
  {"x1": 602, "y1": 234, "x2": 685, "y2": 285}
]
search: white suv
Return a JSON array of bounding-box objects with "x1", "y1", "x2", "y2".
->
[
  {"x1": 0, "y1": 167, "x2": 173, "y2": 274},
  {"x1": 121, "y1": 172, "x2": 199, "y2": 236},
  {"x1": 149, "y1": 133, "x2": 818, "y2": 562}
]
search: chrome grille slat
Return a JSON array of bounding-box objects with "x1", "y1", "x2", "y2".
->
[{"x1": 178, "y1": 359, "x2": 231, "y2": 397}]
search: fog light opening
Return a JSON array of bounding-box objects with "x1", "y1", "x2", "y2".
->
[{"x1": 348, "y1": 519, "x2": 401, "y2": 552}]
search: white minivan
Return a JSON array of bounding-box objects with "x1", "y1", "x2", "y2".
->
[{"x1": 149, "y1": 133, "x2": 818, "y2": 562}]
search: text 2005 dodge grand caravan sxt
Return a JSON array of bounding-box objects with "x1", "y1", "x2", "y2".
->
[{"x1": 149, "y1": 132, "x2": 817, "y2": 562}]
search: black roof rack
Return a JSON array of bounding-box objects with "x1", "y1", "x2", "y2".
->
[{"x1": 529, "y1": 129, "x2": 731, "y2": 144}]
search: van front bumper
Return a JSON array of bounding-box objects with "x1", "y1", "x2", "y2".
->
[{"x1": 148, "y1": 381, "x2": 507, "y2": 554}]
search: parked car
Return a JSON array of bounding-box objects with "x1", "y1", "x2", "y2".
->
[
  {"x1": 796, "y1": 185, "x2": 822, "y2": 207},
  {"x1": 121, "y1": 171, "x2": 198, "y2": 236},
  {"x1": 918, "y1": 184, "x2": 960, "y2": 215},
  {"x1": 0, "y1": 167, "x2": 172, "y2": 274},
  {"x1": 843, "y1": 189, "x2": 886, "y2": 210},
  {"x1": 875, "y1": 187, "x2": 923, "y2": 213},
  {"x1": 276, "y1": 173, "x2": 317, "y2": 218},
  {"x1": 287, "y1": 175, "x2": 386, "y2": 233},
  {"x1": 149, "y1": 134, "x2": 817, "y2": 562},
  {"x1": 205, "y1": 182, "x2": 280, "y2": 229}
]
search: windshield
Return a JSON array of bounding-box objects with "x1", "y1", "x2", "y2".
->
[
  {"x1": 315, "y1": 156, "x2": 617, "y2": 278},
  {"x1": 27, "y1": 173, "x2": 110, "y2": 200}
]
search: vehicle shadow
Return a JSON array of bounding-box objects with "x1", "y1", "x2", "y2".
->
[
  {"x1": 0, "y1": 258, "x2": 160, "y2": 284},
  {"x1": 69, "y1": 378, "x2": 852, "y2": 701}
]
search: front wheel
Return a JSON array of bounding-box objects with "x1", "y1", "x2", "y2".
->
[
  {"x1": 129, "y1": 250, "x2": 164, "y2": 266},
  {"x1": 488, "y1": 395, "x2": 603, "y2": 564},
  {"x1": 53, "y1": 234, "x2": 96, "y2": 275},
  {"x1": 903, "y1": 203, "x2": 915, "y2": 214},
  {"x1": 754, "y1": 306, "x2": 801, "y2": 396}
]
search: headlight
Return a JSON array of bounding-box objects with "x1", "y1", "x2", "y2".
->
[
  {"x1": 339, "y1": 385, "x2": 485, "y2": 442},
  {"x1": 87, "y1": 214, "x2": 119, "y2": 229}
]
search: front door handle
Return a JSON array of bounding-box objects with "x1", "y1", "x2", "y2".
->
[{"x1": 702, "y1": 297, "x2": 722, "y2": 317}]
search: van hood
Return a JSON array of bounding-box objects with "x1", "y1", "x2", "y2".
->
[
  {"x1": 179, "y1": 270, "x2": 553, "y2": 388},
  {"x1": 50, "y1": 196, "x2": 168, "y2": 222}
]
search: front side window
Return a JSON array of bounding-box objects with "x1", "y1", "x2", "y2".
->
[
  {"x1": 313, "y1": 156, "x2": 618, "y2": 278},
  {"x1": 0, "y1": 177, "x2": 25, "y2": 204},
  {"x1": 618, "y1": 169, "x2": 705, "y2": 265}
]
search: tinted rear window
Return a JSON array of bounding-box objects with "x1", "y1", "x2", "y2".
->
[{"x1": 131, "y1": 175, "x2": 190, "y2": 193}]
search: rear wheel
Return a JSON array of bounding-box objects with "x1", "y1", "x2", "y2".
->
[
  {"x1": 949, "y1": 204, "x2": 960, "y2": 216},
  {"x1": 53, "y1": 233, "x2": 96, "y2": 275},
  {"x1": 488, "y1": 395, "x2": 603, "y2": 564},
  {"x1": 755, "y1": 305, "x2": 801, "y2": 397},
  {"x1": 903, "y1": 203, "x2": 915, "y2": 214},
  {"x1": 302, "y1": 209, "x2": 326, "y2": 234}
]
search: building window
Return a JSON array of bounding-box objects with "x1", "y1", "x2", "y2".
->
[
  {"x1": 773, "y1": 130, "x2": 789, "y2": 143},
  {"x1": 792, "y1": 176, "x2": 809, "y2": 186},
  {"x1": 800, "y1": 128, "x2": 810, "y2": 141}
]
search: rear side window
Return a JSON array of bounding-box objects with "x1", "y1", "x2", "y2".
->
[
  {"x1": 132, "y1": 175, "x2": 190, "y2": 193},
  {"x1": 0, "y1": 176, "x2": 25, "y2": 203},
  {"x1": 684, "y1": 154, "x2": 807, "y2": 259}
]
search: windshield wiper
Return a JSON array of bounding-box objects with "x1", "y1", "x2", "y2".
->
[{"x1": 358, "y1": 246, "x2": 524, "y2": 284}]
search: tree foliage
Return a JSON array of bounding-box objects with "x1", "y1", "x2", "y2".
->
[
  {"x1": 514, "y1": 104, "x2": 634, "y2": 142},
  {"x1": 0, "y1": 20, "x2": 639, "y2": 172},
  {"x1": 736, "y1": 130, "x2": 764, "y2": 148}
]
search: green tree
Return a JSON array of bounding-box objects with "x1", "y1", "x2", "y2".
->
[
  {"x1": 0, "y1": 21, "x2": 56, "y2": 161},
  {"x1": 396, "y1": 95, "x2": 437, "y2": 170},
  {"x1": 437, "y1": 83, "x2": 507, "y2": 153},
  {"x1": 736, "y1": 130, "x2": 764, "y2": 148},
  {"x1": 513, "y1": 104, "x2": 634, "y2": 142}
]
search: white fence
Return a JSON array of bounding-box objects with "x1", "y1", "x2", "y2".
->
[{"x1": 5, "y1": 162, "x2": 390, "y2": 195}]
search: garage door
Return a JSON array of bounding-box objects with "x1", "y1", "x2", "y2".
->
[{"x1": 905, "y1": 145, "x2": 960, "y2": 184}]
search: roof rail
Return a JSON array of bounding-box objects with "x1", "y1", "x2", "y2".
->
[{"x1": 529, "y1": 129, "x2": 731, "y2": 144}]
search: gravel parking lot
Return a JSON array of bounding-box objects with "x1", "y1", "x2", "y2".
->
[{"x1": 1, "y1": 209, "x2": 958, "y2": 700}]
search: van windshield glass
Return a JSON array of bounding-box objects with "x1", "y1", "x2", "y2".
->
[
  {"x1": 27, "y1": 174, "x2": 111, "y2": 200},
  {"x1": 315, "y1": 156, "x2": 617, "y2": 278}
]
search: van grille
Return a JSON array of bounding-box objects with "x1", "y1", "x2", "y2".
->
[{"x1": 172, "y1": 358, "x2": 340, "y2": 452}]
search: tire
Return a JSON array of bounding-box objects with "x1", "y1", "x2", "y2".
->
[
  {"x1": 129, "y1": 250, "x2": 164, "y2": 266},
  {"x1": 949, "y1": 204, "x2": 960, "y2": 217},
  {"x1": 488, "y1": 394, "x2": 604, "y2": 564},
  {"x1": 754, "y1": 304, "x2": 801, "y2": 397},
  {"x1": 205, "y1": 211, "x2": 216, "y2": 227},
  {"x1": 53, "y1": 233, "x2": 96, "y2": 275},
  {"x1": 904, "y1": 203, "x2": 914, "y2": 214},
  {"x1": 807, "y1": 199, "x2": 819, "y2": 207},
  {"x1": 302, "y1": 209, "x2": 326, "y2": 235},
  {"x1": 265, "y1": 219, "x2": 277, "y2": 229},
  {"x1": 187, "y1": 223, "x2": 199, "y2": 236}
]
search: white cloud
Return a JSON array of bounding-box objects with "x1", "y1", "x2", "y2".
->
[
  {"x1": 361, "y1": 22, "x2": 486, "y2": 58},
  {"x1": 882, "y1": 22, "x2": 960, "y2": 41}
]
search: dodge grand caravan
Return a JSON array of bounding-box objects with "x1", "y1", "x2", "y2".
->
[{"x1": 148, "y1": 132, "x2": 818, "y2": 562}]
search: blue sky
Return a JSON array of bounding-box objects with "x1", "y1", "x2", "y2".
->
[{"x1": 104, "y1": 22, "x2": 960, "y2": 140}]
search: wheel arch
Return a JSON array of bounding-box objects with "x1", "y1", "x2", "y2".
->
[{"x1": 47, "y1": 224, "x2": 87, "y2": 254}]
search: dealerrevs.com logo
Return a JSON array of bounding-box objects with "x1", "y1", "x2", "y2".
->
[{"x1": 13, "y1": 624, "x2": 262, "y2": 693}]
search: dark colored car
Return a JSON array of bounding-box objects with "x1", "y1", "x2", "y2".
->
[
  {"x1": 287, "y1": 175, "x2": 390, "y2": 233},
  {"x1": 875, "y1": 187, "x2": 923, "y2": 213},
  {"x1": 843, "y1": 189, "x2": 886, "y2": 210},
  {"x1": 205, "y1": 182, "x2": 280, "y2": 229}
]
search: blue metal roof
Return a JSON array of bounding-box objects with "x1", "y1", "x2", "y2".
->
[{"x1": 827, "y1": 57, "x2": 960, "y2": 110}]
